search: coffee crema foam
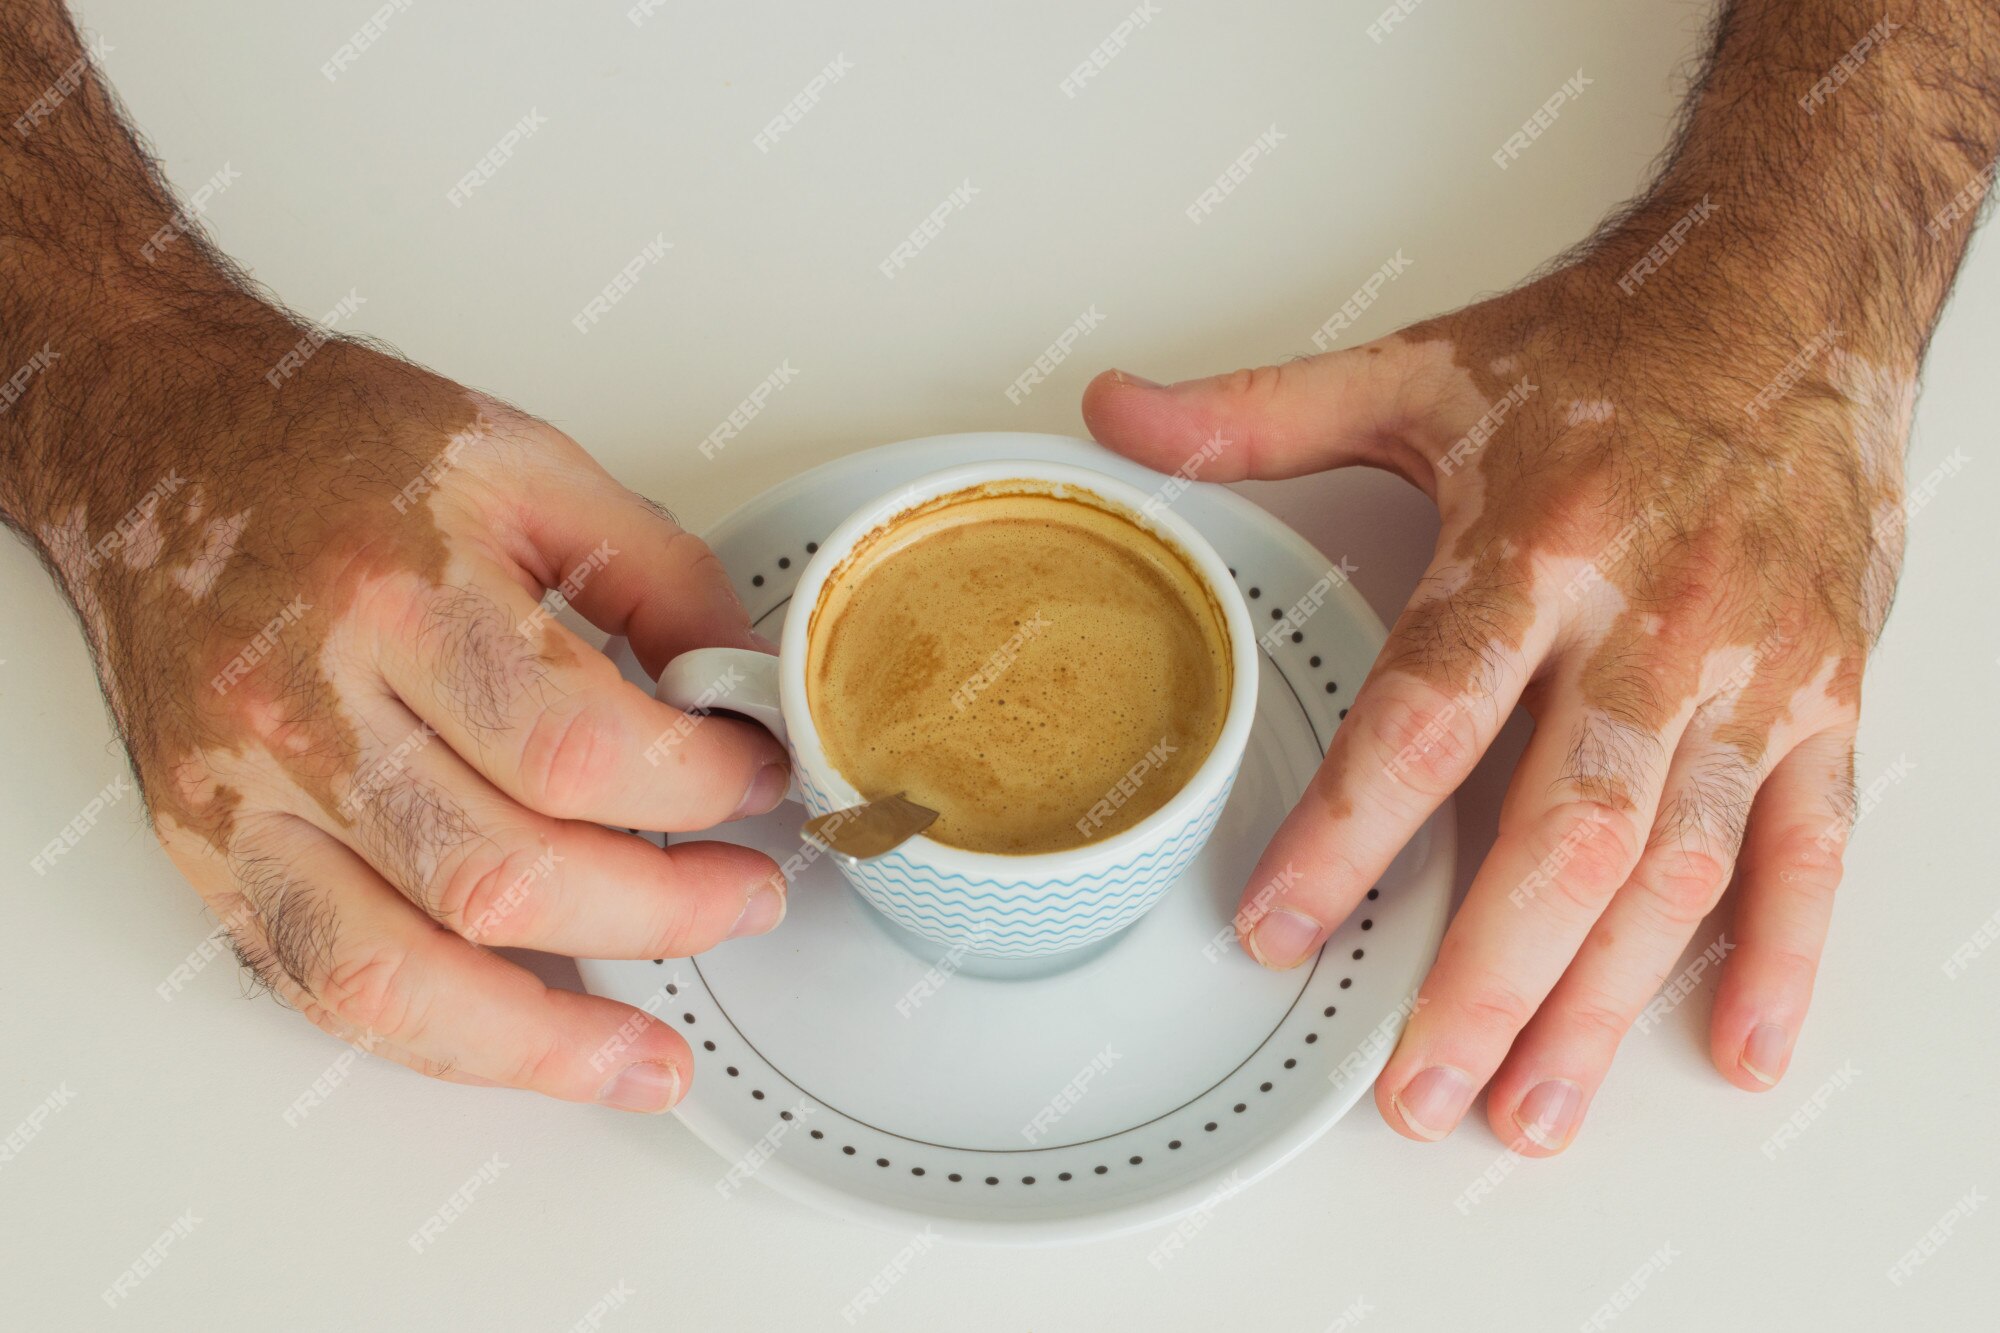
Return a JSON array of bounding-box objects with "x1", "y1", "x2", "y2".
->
[{"x1": 806, "y1": 483, "x2": 1231, "y2": 855}]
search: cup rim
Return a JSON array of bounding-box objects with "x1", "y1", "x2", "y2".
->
[{"x1": 777, "y1": 459, "x2": 1260, "y2": 875}]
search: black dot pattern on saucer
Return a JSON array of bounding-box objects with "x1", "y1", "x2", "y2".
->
[
  {"x1": 1235, "y1": 567, "x2": 1346, "y2": 737},
  {"x1": 745, "y1": 541, "x2": 819, "y2": 608},
  {"x1": 629, "y1": 547, "x2": 1391, "y2": 1192}
]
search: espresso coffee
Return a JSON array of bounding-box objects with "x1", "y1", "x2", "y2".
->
[{"x1": 806, "y1": 483, "x2": 1231, "y2": 855}]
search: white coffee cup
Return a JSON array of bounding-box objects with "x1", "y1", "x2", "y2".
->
[{"x1": 656, "y1": 460, "x2": 1258, "y2": 960}]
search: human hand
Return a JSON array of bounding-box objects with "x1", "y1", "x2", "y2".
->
[
  {"x1": 31, "y1": 325, "x2": 790, "y2": 1112},
  {"x1": 1080, "y1": 243, "x2": 1909, "y2": 1152}
]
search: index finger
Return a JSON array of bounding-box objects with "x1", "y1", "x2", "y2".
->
[
  {"x1": 373, "y1": 561, "x2": 787, "y2": 831},
  {"x1": 1234, "y1": 570, "x2": 1551, "y2": 968}
]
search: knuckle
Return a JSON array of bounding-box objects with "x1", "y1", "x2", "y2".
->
[
  {"x1": 1445, "y1": 984, "x2": 1536, "y2": 1039},
  {"x1": 661, "y1": 526, "x2": 737, "y2": 607},
  {"x1": 1759, "y1": 943, "x2": 1825, "y2": 990},
  {"x1": 652, "y1": 880, "x2": 710, "y2": 957},
  {"x1": 518, "y1": 701, "x2": 612, "y2": 817},
  {"x1": 1766, "y1": 826, "x2": 1846, "y2": 901},
  {"x1": 1369, "y1": 681, "x2": 1481, "y2": 798},
  {"x1": 1519, "y1": 802, "x2": 1641, "y2": 914},
  {"x1": 663, "y1": 523, "x2": 721, "y2": 569},
  {"x1": 356, "y1": 565, "x2": 435, "y2": 641},
  {"x1": 1307, "y1": 837, "x2": 1374, "y2": 909},
  {"x1": 1636, "y1": 845, "x2": 1734, "y2": 927},
  {"x1": 435, "y1": 843, "x2": 548, "y2": 941},
  {"x1": 298, "y1": 998, "x2": 343, "y2": 1032},
  {"x1": 1220, "y1": 363, "x2": 1285, "y2": 407},
  {"x1": 507, "y1": 1026, "x2": 571, "y2": 1091},
  {"x1": 1560, "y1": 985, "x2": 1634, "y2": 1048},
  {"x1": 317, "y1": 945, "x2": 424, "y2": 1041}
]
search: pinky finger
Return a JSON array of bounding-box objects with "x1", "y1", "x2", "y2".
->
[
  {"x1": 220, "y1": 911, "x2": 504, "y2": 1088},
  {"x1": 285, "y1": 978, "x2": 503, "y2": 1088},
  {"x1": 160, "y1": 812, "x2": 693, "y2": 1112},
  {"x1": 186, "y1": 831, "x2": 498, "y2": 1086},
  {"x1": 1709, "y1": 725, "x2": 1856, "y2": 1091}
]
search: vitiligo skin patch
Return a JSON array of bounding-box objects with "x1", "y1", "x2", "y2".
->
[
  {"x1": 1076, "y1": 0, "x2": 2000, "y2": 1154},
  {"x1": 0, "y1": 2, "x2": 792, "y2": 1104},
  {"x1": 6, "y1": 0, "x2": 1998, "y2": 1125}
]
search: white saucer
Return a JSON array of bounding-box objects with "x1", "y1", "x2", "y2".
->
[{"x1": 583, "y1": 433, "x2": 1453, "y2": 1245}]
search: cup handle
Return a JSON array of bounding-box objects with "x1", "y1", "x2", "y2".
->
[{"x1": 653, "y1": 647, "x2": 804, "y2": 804}]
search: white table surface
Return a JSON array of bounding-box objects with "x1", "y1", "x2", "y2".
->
[{"x1": 5, "y1": 2, "x2": 1996, "y2": 1329}]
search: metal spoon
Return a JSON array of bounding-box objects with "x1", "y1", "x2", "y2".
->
[{"x1": 801, "y1": 791, "x2": 939, "y2": 860}]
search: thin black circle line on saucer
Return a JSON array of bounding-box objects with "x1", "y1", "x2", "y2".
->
[
  {"x1": 686, "y1": 569, "x2": 1360, "y2": 1160},
  {"x1": 748, "y1": 594, "x2": 793, "y2": 634},
  {"x1": 693, "y1": 941, "x2": 1323, "y2": 1158},
  {"x1": 594, "y1": 459, "x2": 1433, "y2": 1205}
]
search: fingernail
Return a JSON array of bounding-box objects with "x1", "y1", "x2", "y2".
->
[
  {"x1": 1111, "y1": 369, "x2": 1163, "y2": 389},
  {"x1": 1247, "y1": 909, "x2": 1323, "y2": 969},
  {"x1": 727, "y1": 879, "x2": 786, "y2": 940},
  {"x1": 1394, "y1": 1065, "x2": 1474, "y2": 1140},
  {"x1": 596, "y1": 1060, "x2": 682, "y2": 1113},
  {"x1": 731, "y1": 763, "x2": 789, "y2": 820},
  {"x1": 1740, "y1": 1023, "x2": 1790, "y2": 1086},
  {"x1": 1514, "y1": 1079, "x2": 1584, "y2": 1150}
]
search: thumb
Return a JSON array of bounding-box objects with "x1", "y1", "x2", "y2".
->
[{"x1": 1080, "y1": 344, "x2": 1414, "y2": 483}]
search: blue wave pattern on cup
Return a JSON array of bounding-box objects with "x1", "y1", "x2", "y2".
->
[
  {"x1": 653, "y1": 462, "x2": 1262, "y2": 962},
  {"x1": 798, "y1": 766, "x2": 1239, "y2": 957}
]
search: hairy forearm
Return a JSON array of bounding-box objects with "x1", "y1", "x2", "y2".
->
[
  {"x1": 1595, "y1": 0, "x2": 2000, "y2": 352},
  {"x1": 0, "y1": 0, "x2": 288, "y2": 529},
  {"x1": 2, "y1": 2, "x2": 183, "y2": 285}
]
